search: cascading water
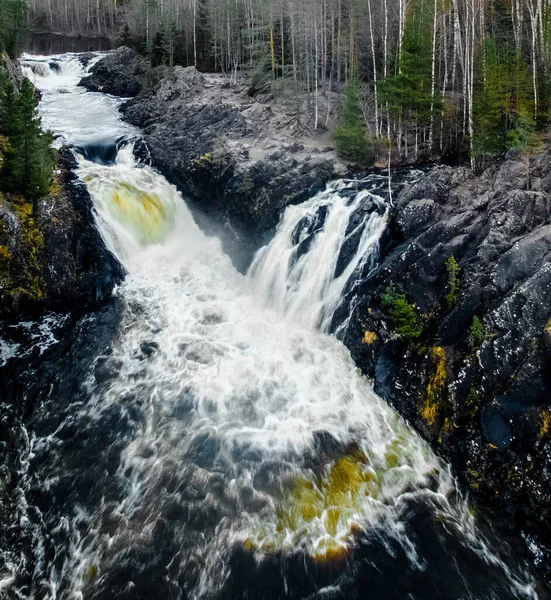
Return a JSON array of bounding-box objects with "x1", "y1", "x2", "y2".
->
[{"x1": 0, "y1": 54, "x2": 544, "y2": 600}]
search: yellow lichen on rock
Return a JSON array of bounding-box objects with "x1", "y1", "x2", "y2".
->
[
  {"x1": 539, "y1": 410, "x2": 551, "y2": 439},
  {"x1": 420, "y1": 346, "x2": 447, "y2": 426},
  {"x1": 362, "y1": 331, "x2": 378, "y2": 345}
]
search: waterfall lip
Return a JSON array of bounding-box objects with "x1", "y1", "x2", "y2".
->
[{"x1": 71, "y1": 134, "x2": 138, "y2": 165}]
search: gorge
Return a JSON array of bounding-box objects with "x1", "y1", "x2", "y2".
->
[{"x1": 0, "y1": 50, "x2": 550, "y2": 600}]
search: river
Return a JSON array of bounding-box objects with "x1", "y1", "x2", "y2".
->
[{"x1": 0, "y1": 53, "x2": 543, "y2": 600}]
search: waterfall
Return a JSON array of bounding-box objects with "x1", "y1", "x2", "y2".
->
[
  {"x1": 249, "y1": 180, "x2": 389, "y2": 332},
  {"x1": 0, "y1": 53, "x2": 540, "y2": 600}
]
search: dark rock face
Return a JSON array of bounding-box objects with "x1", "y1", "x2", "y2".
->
[
  {"x1": 40, "y1": 149, "x2": 126, "y2": 307},
  {"x1": 79, "y1": 46, "x2": 146, "y2": 97},
  {"x1": 0, "y1": 149, "x2": 125, "y2": 317},
  {"x1": 342, "y1": 153, "x2": 551, "y2": 572}
]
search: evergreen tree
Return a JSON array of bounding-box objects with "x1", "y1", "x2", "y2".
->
[
  {"x1": 334, "y1": 73, "x2": 374, "y2": 165},
  {"x1": 380, "y1": 0, "x2": 438, "y2": 146},
  {"x1": 0, "y1": 78, "x2": 54, "y2": 201},
  {"x1": 472, "y1": 37, "x2": 535, "y2": 166},
  {"x1": 0, "y1": 0, "x2": 27, "y2": 57}
]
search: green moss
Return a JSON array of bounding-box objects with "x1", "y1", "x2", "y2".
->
[
  {"x1": 380, "y1": 286, "x2": 422, "y2": 342},
  {"x1": 0, "y1": 243, "x2": 11, "y2": 283},
  {"x1": 466, "y1": 468, "x2": 481, "y2": 489},
  {"x1": 466, "y1": 386, "x2": 480, "y2": 416},
  {"x1": 8, "y1": 198, "x2": 44, "y2": 301},
  {"x1": 445, "y1": 255, "x2": 461, "y2": 306}
]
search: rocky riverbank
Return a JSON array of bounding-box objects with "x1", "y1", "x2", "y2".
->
[
  {"x1": 0, "y1": 148, "x2": 125, "y2": 318},
  {"x1": 83, "y1": 47, "x2": 551, "y2": 576},
  {"x1": 342, "y1": 150, "x2": 551, "y2": 574}
]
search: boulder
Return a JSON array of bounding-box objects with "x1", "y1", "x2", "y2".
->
[
  {"x1": 79, "y1": 46, "x2": 146, "y2": 97},
  {"x1": 0, "y1": 149, "x2": 125, "y2": 317}
]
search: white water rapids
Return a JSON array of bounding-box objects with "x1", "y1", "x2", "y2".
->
[{"x1": 5, "y1": 54, "x2": 539, "y2": 599}]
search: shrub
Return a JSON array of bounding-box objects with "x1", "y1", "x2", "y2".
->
[
  {"x1": 381, "y1": 286, "x2": 422, "y2": 342},
  {"x1": 334, "y1": 124, "x2": 374, "y2": 165}
]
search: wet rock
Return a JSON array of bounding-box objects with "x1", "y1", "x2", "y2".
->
[
  {"x1": 81, "y1": 54, "x2": 340, "y2": 270},
  {"x1": 395, "y1": 198, "x2": 441, "y2": 237},
  {"x1": 0, "y1": 148, "x2": 125, "y2": 318},
  {"x1": 79, "y1": 46, "x2": 146, "y2": 97},
  {"x1": 140, "y1": 340, "x2": 158, "y2": 358},
  {"x1": 342, "y1": 151, "x2": 551, "y2": 566}
]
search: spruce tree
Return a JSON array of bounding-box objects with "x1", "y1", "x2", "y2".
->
[
  {"x1": 472, "y1": 36, "x2": 535, "y2": 166},
  {"x1": 0, "y1": 0, "x2": 27, "y2": 57},
  {"x1": 1, "y1": 79, "x2": 54, "y2": 202},
  {"x1": 334, "y1": 74, "x2": 374, "y2": 166}
]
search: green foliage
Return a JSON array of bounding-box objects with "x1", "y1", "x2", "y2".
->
[
  {"x1": 381, "y1": 286, "x2": 423, "y2": 342},
  {"x1": 150, "y1": 20, "x2": 182, "y2": 68},
  {"x1": 380, "y1": 0, "x2": 440, "y2": 137},
  {"x1": 466, "y1": 386, "x2": 480, "y2": 416},
  {"x1": 0, "y1": 75, "x2": 55, "y2": 201},
  {"x1": 248, "y1": 53, "x2": 273, "y2": 96},
  {"x1": 468, "y1": 315, "x2": 486, "y2": 349},
  {"x1": 0, "y1": 0, "x2": 27, "y2": 57},
  {"x1": 472, "y1": 37, "x2": 535, "y2": 165},
  {"x1": 0, "y1": 243, "x2": 11, "y2": 285},
  {"x1": 445, "y1": 255, "x2": 461, "y2": 306},
  {"x1": 334, "y1": 75, "x2": 374, "y2": 166}
]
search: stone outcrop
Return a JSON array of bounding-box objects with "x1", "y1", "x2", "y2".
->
[
  {"x1": 80, "y1": 53, "x2": 340, "y2": 269},
  {"x1": 79, "y1": 46, "x2": 147, "y2": 97},
  {"x1": 341, "y1": 149, "x2": 551, "y2": 572},
  {"x1": 0, "y1": 149, "x2": 125, "y2": 317}
]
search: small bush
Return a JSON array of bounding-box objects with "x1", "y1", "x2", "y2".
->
[
  {"x1": 381, "y1": 286, "x2": 422, "y2": 342},
  {"x1": 445, "y1": 255, "x2": 461, "y2": 306},
  {"x1": 468, "y1": 315, "x2": 485, "y2": 349}
]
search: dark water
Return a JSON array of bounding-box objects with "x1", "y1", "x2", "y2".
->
[{"x1": 25, "y1": 33, "x2": 114, "y2": 55}]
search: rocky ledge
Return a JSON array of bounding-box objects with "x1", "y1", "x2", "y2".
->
[
  {"x1": 79, "y1": 46, "x2": 148, "y2": 97},
  {"x1": 0, "y1": 148, "x2": 125, "y2": 317},
  {"x1": 83, "y1": 47, "x2": 341, "y2": 269},
  {"x1": 341, "y1": 148, "x2": 551, "y2": 573}
]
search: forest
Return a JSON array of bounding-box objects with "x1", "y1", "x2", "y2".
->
[
  {"x1": 1, "y1": 0, "x2": 54, "y2": 201},
  {"x1": 23, "y1": 0, "x2": 551, "y2": 168}
]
